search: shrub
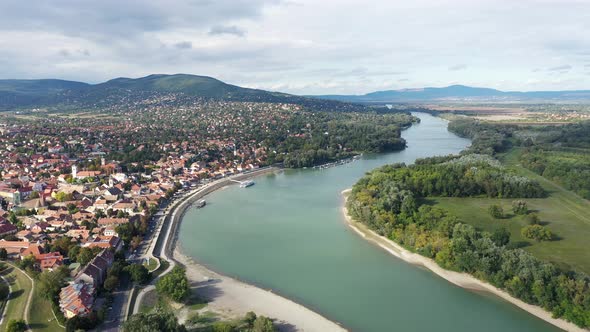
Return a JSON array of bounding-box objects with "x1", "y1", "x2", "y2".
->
[
  {"x1": 521, "y1": 225, "x2": 552, "y2": 242},
  {"x1": 511, "y1": 200, "x2": 528, "y2": 215},
  {"x1": 488, "y1": 204, "x2": 504, "y2": 219}
]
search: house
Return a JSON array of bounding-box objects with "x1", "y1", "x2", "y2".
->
[
  {"x1": 86, "y1": 235, "x2": 122, "y2": 251},
  {"x1": 0, "y1": 222, "x2": 17, "y2": 237},
  {"x1": 76, "y1": 264, "x2": 102, "y2": 287},
  {"x1": 31, "y1": 222, "x2": 50, "y2": 234},
  {"x1": 59, "y1": 281, "x2": 94, "y2": 318},
  {"x1": 0, "y1": 240, "x2": 32, "y2": 257},
  {"x1": 97, "y1": 218, "x2": 128, "y2": 226},
  {"x1": 36, "y1": 252, "x2": 64, "y2": 271}
]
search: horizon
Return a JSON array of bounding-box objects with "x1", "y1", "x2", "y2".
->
[
  {"x1": 1, "y1": 0, "x2": 589, "y2": 94},
  {"x1": 2, "y1": 73, "x2": 589, "y2": 96}
]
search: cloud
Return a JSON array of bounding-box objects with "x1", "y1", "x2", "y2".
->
[
  {"x1": 0, "y1": 0, "x2": 589, "y2": 93},
  {"x1": 448, "y1": 64, "x2": 467, "y2": 71},
  {"x1": 174, "y1": 41, "x2": 192, "y2": 49},
  {"x1": 208, "y1": 25, "x2": 247, "y2": 37},
  {"x1": 547, "y1": 65, "x2": 572, "y2": 71}
]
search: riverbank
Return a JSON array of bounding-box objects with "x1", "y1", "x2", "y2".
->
[
  {"x1": 175, "y1": 249, "x2": 346, "y2": 331},
  {"x1": 149, "y1": 167, "x2": 346, "y2": 332},
  {"x1": 341, "y1": 189, "x2": 586, "y2": 332}
]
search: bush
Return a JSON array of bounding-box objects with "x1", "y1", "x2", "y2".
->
[
  {"x1": 511, "y1": 200, "x2": 528, "y2": 215},
  {"x1": 488, "y1": 204, "x2": 504, "y2": 219},
  {"x1": 521, "y1": 225, "x2": 552, "y2": 242}
]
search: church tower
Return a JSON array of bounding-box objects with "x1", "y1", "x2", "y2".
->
[{"x1": 71, "y1": 165, "x2": 78, "y2": 179}]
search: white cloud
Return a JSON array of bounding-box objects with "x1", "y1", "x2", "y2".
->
[{"x1": 0, "y1": 0, "x2": 589, "y2": 93}]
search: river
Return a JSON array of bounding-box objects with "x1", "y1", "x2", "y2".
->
[{"x1": 178, "y1": 112, "x2": 560, "y2": 332}]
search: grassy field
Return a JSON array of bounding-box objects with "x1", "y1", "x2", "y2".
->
[
  {"x1": 28, "y1": 286, "x2": 65, "y2": 332},
  {"x1": 144, "y1": 258, "x2": 159, "y2": 272},
  {"x1": 0, "y1": 264, "x2": 32, "y2": 331},
  {"x1": 430, "y1": 148, "x2": 590, "y2": 274}
]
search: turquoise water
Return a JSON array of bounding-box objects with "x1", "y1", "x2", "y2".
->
[{"x1": 178, "y1": 113, "x2": 560, "y2": 332}]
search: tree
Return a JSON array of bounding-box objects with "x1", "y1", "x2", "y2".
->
[
  {"x1": 6, "y1": 319, "x2": 27, "y2": 332},
  {"x1": 491, "y1": 227, "x2": 510, "y2": 247},
  {"x1": 0, "y1": 248, "x2": 8, "y2": 260},
  {"x1": 77, "y1": 247, "x2": 96, "y2": 266},
  {"x1": 54, "y1": 191, "x2": 72, "y2": 202},
  {"x1": 125, "y1": 263, "x2": 150, "y2": 285},
  {"x1": 123, "y1": 310, "x2": 186, "y2": 332},
  {"x1": 512, "y1": 200, "x2": 528, "y2": 215},
  {"x1": 156, "y1": 266, "x2": 190, "y2": 302},
  {"x1": 38, "y1": 267, "x2": 69, "y2": 300},
  {"x1": 104, "y1": 275, "x2": 119, "y2": 291},
  {"x1": 18, "y1": 254, "x2": 36, "y2": 271},
  {"x1": 521, "y1": 225, "x2": 553, "y2": 242},
  {"x1": 525, "y1": 213, "x2": 540, "y2": 225},
  {"x1": 488, "y1": 204, "x2": 504, "y2": 219}
]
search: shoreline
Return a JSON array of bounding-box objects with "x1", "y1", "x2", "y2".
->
[
  {"x1": 157, "y1": 167, "x2": 346, "y2": 332},
  {"x1": 341, "y1": 188, "x2": 586, "y2": 332}
]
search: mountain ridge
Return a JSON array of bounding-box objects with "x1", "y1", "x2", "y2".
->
[
  {"x1": 312, "y1": 84, "x2": 590, "y2": 103},
  {"x1": 1, "y1": 75, "x2": 590, "y2": 109}
]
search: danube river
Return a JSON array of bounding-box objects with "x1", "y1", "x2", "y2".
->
[{"x1": 178, "y1": 113, "x2": 560, "y2": 332}]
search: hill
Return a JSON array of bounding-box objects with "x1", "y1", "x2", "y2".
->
[
  {"x1": 0, "y1": 74, "x2": 370, "y2": 113},
  {"x1": 0, "y1": 79, "x2": 89, "y2": 108},
  {"x1": 314, "y1": 85, "x2": 590, "y2": 103}
]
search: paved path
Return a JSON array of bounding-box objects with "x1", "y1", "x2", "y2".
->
[{"x1": 130, "y1": 168, "x2": 275, "y2": 316}]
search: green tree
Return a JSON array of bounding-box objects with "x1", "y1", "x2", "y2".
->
[
  {"x1": 38, "y1": 267, "x2": 69, "y2": 300},
  {"x1": 123, "y1": 310, "x2": 186, "y2": 332},
  {"x1": 156, "y1": 266, "x2": 190, "y2": 302},
  {"x1": 125, "y1": 263, "x2": 150, "y2": 285},
  {"x1": 104, "y1": 275, "x2": 119, "y2": 291},
  {"x1": 491, "y1": 227, "x2": 511, "y2": 246},
  {"x1": 6, "y1": 319, "x2": 27, "y2": 332},
  {"x1": 0, "y1": 248, "x2": 8, "y2": 260},
  {"x1": 77, "y1": 247, "x2": 96, "y2": 266}
]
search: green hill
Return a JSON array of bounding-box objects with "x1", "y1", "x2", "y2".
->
[{"x1": 0, "y1": 74, "x2": 372, "y2": 113}]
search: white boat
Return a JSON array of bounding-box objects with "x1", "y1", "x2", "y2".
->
[
  {"x1": 196, "y1": 199, "x2": 206, "y2": 208},
  {"x1": 240, "y1": 180, "x2": 255, "y2": 188}
]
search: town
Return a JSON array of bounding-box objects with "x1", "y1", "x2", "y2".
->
[{"x1": 0, "y1": 95, "x2": 414, "y2": 331}]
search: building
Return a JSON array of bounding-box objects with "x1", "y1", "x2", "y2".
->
[{"x1": 59, "y1": 281, "x2": 94, "y2": 318}]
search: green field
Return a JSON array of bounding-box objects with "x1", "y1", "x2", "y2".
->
[
  {"x1": 143, "y1": 258, "x2": 159, "y2": 272},
  {"x1": 430, "y1": 148, "x2": 590, "y2": 274},
  {"x1": 28, "y1": 286, "x2": 65, "y2": 331},
  {"x1": 0, "y1": 264, "x2": 32, "y2": 331}
]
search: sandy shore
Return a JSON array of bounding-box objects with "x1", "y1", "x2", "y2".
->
[
  {"x1": 175, "y1": 249, "x2": 346, "y2": 332},
  {"x1": 341, "y1": 189, "x2": 586, "y2": 332}
]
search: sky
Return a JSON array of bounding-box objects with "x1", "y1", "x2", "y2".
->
[{"x1": 1, "y1": 0, "x2": 589, "y2": 95}]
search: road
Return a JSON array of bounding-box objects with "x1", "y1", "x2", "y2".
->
[{"x1": 130, "y1": 167, "x2": 276, "y2": 316}]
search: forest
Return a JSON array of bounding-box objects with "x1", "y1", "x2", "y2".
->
[
  {"x1": 448, "y1": 118, "x2": 590, "y2": 200},
  {"x1": 347, "y1": 154, "x2": 590, "y2": 328}
]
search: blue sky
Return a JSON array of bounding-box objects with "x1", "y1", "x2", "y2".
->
[{"x1": 0, "y1": 0, "x2": 589, "y2": 94}]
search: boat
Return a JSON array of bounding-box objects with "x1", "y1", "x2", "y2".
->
[
  {"x1": 196, "y1": 199, "x2": 206, "y2": 208},
  {"x1": 240, "y1": 180, "x2": 255, "y2": 188}
]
